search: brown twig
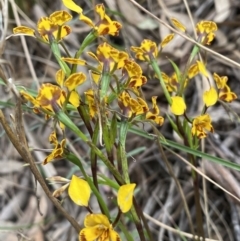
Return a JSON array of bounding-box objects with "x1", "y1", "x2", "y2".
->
[{"x1": 0, "y1": 99, "x2": 81, "y2": 233}]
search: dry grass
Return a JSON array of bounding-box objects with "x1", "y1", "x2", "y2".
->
[{"x1": 1, "y1": 0, "x2": 240, "y2": 240}]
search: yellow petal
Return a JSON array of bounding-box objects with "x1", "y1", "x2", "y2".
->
[
  {"x1": 160, "y1": 33, "x2": 175, "y2": 48},
  {"x1": 188, "y1": 63, "x2": 199, "y2": 79},
  {"x1": 95, "y1": 4, "x2": 105, "y2": 20},
  {"x1": 61, "y1": 57, "x2": 86, "y2": 65},
  {"x1": 219, "y1": 91, "x2": 237, "y2": 102},
  {"x1": 219, "y1": 85, "x2": 238, "y2": 102},
  {"x1": 62, "y1": 0, "x2": 83, "y2": 13},
  {"x1": 36, "y1": 83, "x2": 64, "y2": 111},
  {"x1": 146, "y1": 112, "x2": 164, "y2": 125},
  {"x1": 197, "y1": 61, "x2": 208, "y2": 77},
  {"x1": 84, "y1": 213, "x2": 110, "y2": 227},
  {"x1": 117, "y1": 183, "x2": 136, "y2": 213},
  {"x1": 49, "y1": 10, "x2": 72, "y2": 25},
  {"x1": 196, "y1": 21, "x2": 217, "y2": 34},
  {"x1": 49, "y1": 131, "x2": 58, "y2": 145},
  {"x1": 213, "y1": 72, "x2": 228, "y2": 89},
  {"x1": 69, "y1": 90, "x2": 80, "y2": 107},
  {"x1": 170, "y1": 96, "x2": 186, "y2": 115},
  {"x1": 57, "y1": 25, "x2": 72, "y2": 40},
  {"x1": 79, "y1": 13, "x2": 94, "y2": 27},
  {"x1": 68, "y1": 175, "x2": 91, "y2": 206},
  {"x1": 203, "y1": 87, "x2": 218, "y2": 107},
  {"x1": 55, "y1": 69, "x2": 65, "y2": 87},
  {"x1": 43, "y1": 139, "x2": 66, "y2": 165},
  {"x1": 124, "y1": 59, "x2": 142, "y2": 77},
  {"x1": 171, "y1": 18, "x2": 186, "y2": 32},
  {"x1": 64, "y1": 72, "x2": 86, "y2": 91},
  {"x1": 151, "y1": 96, "x2": 159, "y2": 115},
  {"x1": 110, "y1": 228, "x2": 121, "y2": 241},
  {"x1": 111, "y1": 50, "x2": 129, "y2": 69},
  {"x1": 191, "y1": 114, "x2": 213, "y2": 138},
  {"x1": 43, "y1": 151, "x2": 55, "y2": 165},
  {"x1": 37, "y1": 17, "x2": 58, "y2": 42},
  {"x1": 20, "y1": 90, "x2": 38, "y2": 106},
  {"x1": 13, "y1": 26, "x2": 35, "y2": 36},
  {"x1": 79, "y1": 227, "x2": 101, "y2": 241},
  {"x1": 132, "y1": 76, "x2": 147, "y2": 87}
]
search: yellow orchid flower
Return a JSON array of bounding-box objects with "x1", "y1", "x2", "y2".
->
[
  {"x1": 63, "y1": 1, "x2": 122, "y2": 36},
  {"x1": 43, "y1": 132, "x2": 66, "y2": 164},
  {"x1": 191, "y1": 114, "x2": 214, "y2": 138},
  {"x1": 131, "y1": 39, "x2": 158, "y2": 61},
  {"x1": 13, "y1": 10, "x2": 72, "y2": 43},
  {"x1": 196, "y1": 20, "x2": 217, "y2": 45},
  {"x1": 79, "y1": 213, "x2": 121, "y2": 241}
]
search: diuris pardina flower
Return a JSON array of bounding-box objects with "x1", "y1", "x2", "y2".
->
[
  {"x1": 118, "y1": 93, "x2": 164, "y2": 125},
  {"x1": 213, "y1": 73, "x2": 228, "y2": 89},
  {"x1": 62, "y1": 0, "x2": 122, "y2": 36},
  {"x1": 131, "y1": 36, "x2": 174, "y2": 62},
  {"x1": 118, "y1": 91, "x2": 148, "y2": 118},
  {"x1": 43, "y1": 132, "x2": 66, "y2": 164},
  {"x1": 157, "y1": 72, "x2": 179, "y2": 92},
  {"x1": 79, "y1": 213, "x2": 121, "y2": 241},
  {"x1": 131, "y1": 39, "x2": 158, "y2": 62},
  {"x1": 219, "y1": 85, "x2": 237, "y2": 102},
  {"x1": 21, "y1": 83, "x2": 66, "y2": 115},
  {"x1": 146, "y1": 96, "x2": 164, "y2": 125},
  {"x1": 88, "y1": 42, "x2": 128, "y2": 83},
  {"x1": 36, "y1": 83, "x2": 66, "y2": 113},
  {"x1": 13, "y1": 10, "x2": 72, "y2": 43},
  {"x1": 213, "y1": 73, "x2": 237, "y2": 102},
  {"x1": 191, "y1": 114, "x2": 213, "y2": 138},
  {"x1": 188, "y1": 61, "x2": 208, "y2": 79},
  {"x1": 196, "y1": 20, "x2": 217, "y2": 45},
  {"x1": 55, "y1": 69, "x2": 86, "y2": 107},
  {"x1": 122, "y1": 59, "x2": 147, "y2": 90}
]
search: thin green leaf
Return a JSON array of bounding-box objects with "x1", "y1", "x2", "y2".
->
[{"x1": 129, "y1": 127, "x2": 240, "y2": 171}]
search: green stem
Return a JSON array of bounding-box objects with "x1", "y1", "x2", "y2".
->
[
  {"x1": 55, "y1": 110, "x2": 124, "y2": 184},
  {"x1": 118, "y1": 121, "x2": 131, "y2": 183},
  {"x1": 77, "y1": 105, "x2": 93, "y2": 137},
  {"x1": 90, "y1": 123, "x2": 100, "y2": 191},
  {"x1": 112, "y1": 208, "x2": 122, "y2": 227},
  {"x1": 66, "y1": 152, "x2": 110, "y2": 219},
  {"x1": 118, "y1": 121, "x2": 150, "y2": 241},
  {"x1": 88, "y1": 142, "x2": 124, "y2": 184},
  {"x1": 178, "y1": 45, "x2": 200, "y2": 95},
  {"x1": 100, "y1": 65, "x2": 111, "y2": 103},
  {"x1": 49, "y1": 39, "x2": 71, "y2": 76},
  {"x1": 118, "y1": 221, "x2": 134, "y2": 241},
  {"x1": 56, "y1": 110, "x2": 88, "y2": 142},
  {"x1": 150, "y1": 58, "x2": 172, "y2": 105},
  {"x1": 71, "y1": 31, "x2": 97, "y2": 74}
]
